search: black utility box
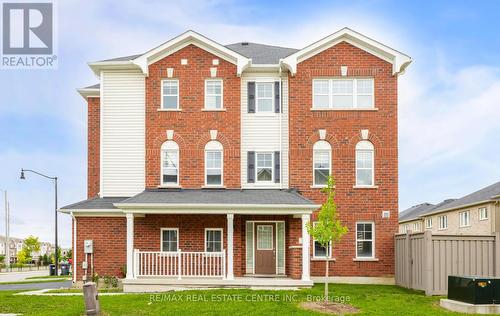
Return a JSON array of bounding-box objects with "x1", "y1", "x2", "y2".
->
[{"x1": 448, "y1": 275, "x2": 499, "y2": 304}]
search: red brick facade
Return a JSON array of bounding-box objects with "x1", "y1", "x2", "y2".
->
[{"x1": 77, "y1": 41, "x2": 400, "y2": 280}]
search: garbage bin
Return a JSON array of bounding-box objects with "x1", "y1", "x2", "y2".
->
[
  {"x1": 49, "y1": 264, "x2": 56, "y2": 276},
  {"x1": 60, "y1": 263, "x2": 70, "y2": 276}
]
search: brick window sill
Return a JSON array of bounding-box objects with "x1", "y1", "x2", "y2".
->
[
  {"x1": 310, "y1": 108, "x2": 379, "y2": 111},
  {"x1": 157, "y1": 108, "x2": 182, "y2": 112},
  {"x1": 202, "y1": 108, "x2": 226, "y2": 112},
  {"x1": 311, "y1": 257, "x2": 336, "y2": 261},
  {"x1": 202, "y1": 185, "x2": 226, "y2": 189},
  {"x1": 353, "y1": 185, "x2": 379, "y2": 189},
  {"x1": 353, "y1": 258, "x2": 379, "y2": 262},
  {"x1": 310, "y1": 185, "x2": 335, "y2": 189},
  {"x1": 157, "y1": 185, "x2": 182, "y2": 189}
]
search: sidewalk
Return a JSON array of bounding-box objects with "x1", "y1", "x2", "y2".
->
[{"x1": 0, "y1": 270, "x2": 49, "y2": 283}]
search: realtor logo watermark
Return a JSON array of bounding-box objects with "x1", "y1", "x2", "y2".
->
[{"x1": 1, "y1": 0, "x2": 57, "y2": 69}]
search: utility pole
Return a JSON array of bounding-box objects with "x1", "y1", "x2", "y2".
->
[{"x1": 1, "y1": 190, "x2": 8, "y2": 271}]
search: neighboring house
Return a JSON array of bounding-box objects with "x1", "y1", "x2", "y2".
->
[
  {"x1": 399, "y1": 181, "x2": 500, "y2": 235},
  {"x1": 0, "y1": 236, "x2": 54, "y2": 263},
  {"x1": 60, "y1": 28, "x2": 411, "y2": 291}
]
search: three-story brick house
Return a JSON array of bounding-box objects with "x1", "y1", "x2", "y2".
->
[{"x1": 61, "y1": 28, "x2": 411, "y2": 292}]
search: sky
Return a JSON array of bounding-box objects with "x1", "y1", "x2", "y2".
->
[{"x1": 0, "y1": 0, "x2": 499, "y2": 247}]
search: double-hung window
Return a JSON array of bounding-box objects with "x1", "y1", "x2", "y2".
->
[
  {"x1": 256, "y1": 152, "x2": 273, "y2": 182},
  {"x1": 459, "y1": 211, "x2": 470, "y2": 227},
  {"x1": 355, "y1": 141, "x2": 374, "y2": 186},
  {"x1": 425, "y1": 218, "x2": 433, "y2": 229},
  {"x1": 161, "y1": 228, "x2": 178, "y2": 252},
  {"x1": 313, "y1": 141, "x2": 331, "y2": 186},
  {"x1": 161, "y1": 141, "x2": 179, "y2": 186},
  {"x1": 205, "y1": 141, "x2": 223, "y2": 186},
  {"x1": 162, "y1": 80, "x2": 179, "y2": 110},
  {"x1": 356, "y1": 222, "x2": 374, "y2": 258},
  {"x1": 256, "y1": 82, "x2": 273, "y2": 113},
  {"x1": 479, "y1": 207, "x2": 488, "y2": 220},
  {"x1": 313, "y1": 222, "x2": 332, "y2": 259},
  {"x1": 205, "y1": 229, "x2": 222, "y2": 252},
  {"x1": 313, "y1": 78, "x2": 374, "y2": 109},
  {"x1": 205, "y1": 79, "x2": 223, "y2": 110},
  {"x1": 438, "y1": 215, "x2": 448, "y2": 230},
  {"x1": 413, "y1": 222, "x2": 421, "y2": 232}
]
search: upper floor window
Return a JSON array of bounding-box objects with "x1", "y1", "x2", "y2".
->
[
  {"x1": 438, "y1": 215, "x2": 448, "y2": 230},
  {"x1": 162, "y1": 80, "x2": 179, "y2": 110},
  {"x1": 205, "y1": 79, "x2": 223, "y2": 110},
  {"x1": 161, "y1": 141, "x2": 179, "y2": 186},
  {"x1": 425, "y1": 218, "x2": 433, "y2": 229},
  {"x1": 205, "y1": 141, "x2": 223, "y2": 186},
  {"x1": 312, "y1": 78, "x2": 374, "y2": 109},
  {"x1": 313, "y1": 141, "x2": 331, "y2": 187},
  {"x1": 256, "y1": 82, "x2": 274, "y2": 113},
  {"x1": 256, "y1": 152, "x2": 273, "y2": 182},
  {"x1": 413, "y1": 222, "x2": 421, "y2": 232},
  {"x1": 355, "y1": 141, "x2": 374, "y2": 186},
  {"x1": 479, "y1": 207, "x2": 488, "y2": 220},
  {"x1": 356, "y1": 222, "x2": 374, "y2": 258},
  {"x1": 459, "y1": 211, "x2": 470, "y2": 227}
]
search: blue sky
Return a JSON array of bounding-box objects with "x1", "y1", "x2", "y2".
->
[{"x1": 0, "y1": 0, "x2": 499, "y2": 247}]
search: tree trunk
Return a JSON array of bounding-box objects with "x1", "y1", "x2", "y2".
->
[{"x1": 325, "y1": 246, "x2": 329, "y2": 302}]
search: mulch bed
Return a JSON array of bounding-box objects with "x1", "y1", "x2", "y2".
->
[{"x1": 300, "y1": 301, "x2": 359, "y2": 315}]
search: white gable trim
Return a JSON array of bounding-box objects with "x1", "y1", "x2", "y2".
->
[
  {"x1": 132, "y1": 30, "x2": 251, "y2": 76},
  {"x1": 280, "y1": 27, "x2": 412, "y2": 76},
  {"x1": 77, "y1": 87, "x2": 100, "y2": 99}
]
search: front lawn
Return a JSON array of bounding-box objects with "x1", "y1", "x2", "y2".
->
[{"x1": 0, "y1": 284, "x2": 468, "y2": 315}]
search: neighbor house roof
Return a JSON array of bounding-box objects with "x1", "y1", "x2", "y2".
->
[{"x1": 398, "y1": 203, "x2": 436, "y2": 223}]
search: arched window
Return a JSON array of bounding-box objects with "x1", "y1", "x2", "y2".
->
[
  {"x1": 355, "y1": 140, "x2": 374, "y2": 186},
  {"x1": 161, "y1": 141, "x2": 179, "y2": 186},
  {"x1": 205, "y1": 141, "x2": 223, "y2": 186},
  {"x1": 313, "y1": 140, "x2": 331, "y2": 186}
]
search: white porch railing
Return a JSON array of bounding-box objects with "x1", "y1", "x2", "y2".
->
[{"x1": 134, "y1": 249, "x2": 226, "y2": 279}]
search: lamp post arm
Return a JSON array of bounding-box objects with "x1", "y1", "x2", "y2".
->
[{"x1": 21, "y1": 169, "x2": 56, "y2": 180}]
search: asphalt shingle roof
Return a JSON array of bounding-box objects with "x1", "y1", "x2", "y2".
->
[
  {"x1": 225, "y1": 42, "x2": 298, "y2": 64},
  {"x1": 60, "y1": 197, "x2": 127, "y2": 210},
  {"x1": 121, "y1": 189, "x2": 315, "y2": 205},
  {"x1": 430, "y1": 181, "x2": 500, "y2": 212},
  {"x1": 398, "y1": 203, "x2": 435, "y2": 222}
]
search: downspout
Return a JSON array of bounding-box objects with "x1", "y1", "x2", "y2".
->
[
  {"x1": 279, "y1": 65, "x2": 283, "y2": 190},
  {"x1": 70, "y1": 212, "x2": 77, "y2": 283}
]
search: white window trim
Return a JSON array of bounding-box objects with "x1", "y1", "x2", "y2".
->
[
  {"x1": 161, "y1": 79, "x2": 180, "y2": 110},
  {"x1": 438, "y1": 215, "x2": 448, "y2": 230},
  {"x1": 160, "y1": 143, "x2": 180, "y2": 187},
  {"x1": 312, "y1": 222, "x2": 333, "y2": 259},
  {"x1": 204, "y1": 228, "x2": 223, "y2": 253},
  {"x1": 425, "y1": 218, "x2": 433, "y2": 229},
  {"x1": 256, "y1": 224, "x2": 274, "y2": 250},
  {"x1": 355, "y1": 221, "x2": 375, "y2": 259},
  {"x1": 255, "y1": 82, "x2": 275, "y2": 114},
  {"x1": 255, "y1": 152, "x2": 274, "y2": 184},
  {"x1": 413, "y1": 222, "x2": 421, "y2": 232},
  {"x1": 355, "y1": 141, "x2": 375, "y2": 187},
  {"x1": 204, "y1": 150, "x2": 224, "y2": 187},
  {"x1": 312, "y1": 142, "x2": 332, "y2": 187},
  {"x1": 312, "y1": 78, "x2": 375, "y2": 110},
  {"x1": 160, "y1": 228, "x2": 179, "y2": 252},
  {"x1": 459, "y1": 211, "x2": 471, "y2": 228},
  {"x1": 479, "y1": 207, "x2": 489, "y2": 221},
  {"x1": 204, "y1": 79, "x2": 224, "y2": 110}
]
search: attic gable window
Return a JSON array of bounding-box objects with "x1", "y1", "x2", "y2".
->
[{"x1": 313, "y1": 78, "x2": 374, "y2": 109}]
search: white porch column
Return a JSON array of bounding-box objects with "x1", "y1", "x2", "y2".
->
[
  {"x1": 301, "y1": 213, "x2": 311, "y2": 281},
  {"x1": 126, "y1": 213, "x2": 135, "y2": 279},
  {"x1": 226, "y1": 213, "x2": 234, "y2": 280}
]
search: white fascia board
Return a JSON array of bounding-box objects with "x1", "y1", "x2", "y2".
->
[
  {"x1": 88, "y1": 60, "x2": 141, "y2": 77},
  {"x1": 281, "y1": 27, "x2": 412, "y2": 76},
  {"x1": 77, "y1": 88, "x2": 100, "y2": 99},
  {"x1": 131, "y1": 30, "x2": 251, "y2": 76},
  {"x1": 58, "y1": 208, "x2": 122, "y2": 215},
  {"x1": 114, "y1": 203, "x2": 320, "y2": 213}
]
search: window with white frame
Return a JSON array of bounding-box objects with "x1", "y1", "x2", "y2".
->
[
  {"x1": 479, "y1": 207, "x2": 488, "y2": 220},
  {"x1": 205, "y1": 79, "x2": 223, "y2": 109},
  {"x1": 438, "y1": 215, "x2": 448, "y2": 230},
  {"x1": 256, "y1": 82, "x2": 273, "y2": 113},
  {"x1": 413, "y1": 222, "x2": 421, "y2": 232},
  {"x1": 425, "y1": 218, "x2": 433, "y2": 229},
  {"x1": 355, "y1": 141, "x2": 374, "y2": 186},
  {"x1": 161, "y1": 141, "x2": 179, "y2": 186},
  {"x1": 256, "y1": 152, "x2": 273, "y2": 182},
  {"x1": 205, "y1": 141, "x2": 223, "y2": 186},
  {"x1": 313, "y1": 222, "x2": 332, "y2": 258},
  {"x1": 459, "y1": 211, "x2": 471, "y2": 227},
  {"x1": 312, "y1": 78, "x2": 374, "y2": 109},
  {"x1": 313, "y1": 141, "x2": 331, "y2": 186},
  {"x1": 399, "y1": 225, "x2": 406, "y2": 234},
  {"x1": 205, "y1": 229, "x2": 222, "y2": 252},
  {"x1": 356, "y1": 222, "x2": 374, "y2": 258},
  {"x1": 161, "y1": 228, "x2": 178, "y2": 252},
  {"x1": 162, "y1": 80, "x2": 179, "y2": 109}
]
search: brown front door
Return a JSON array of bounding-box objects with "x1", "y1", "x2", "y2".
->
[{"x1": 254, "y1": 223, "x2": 276, "y2": 274}]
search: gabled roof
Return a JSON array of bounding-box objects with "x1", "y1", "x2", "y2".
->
[
  {"x1": 425, "y1": 181, "x2": 500, "y2": 215},
  {"x1": 281, "y1": 27, "x2": 412, "y2": 76},
  {"x1": 77, "y1": 83, "x2": 100, "y2": 99},
  {"x1": 225, "y1": 42, "x2": 298, "y2": 65}
]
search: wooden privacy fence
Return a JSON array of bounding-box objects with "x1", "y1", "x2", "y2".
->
[{"x1": 395, "y1": 231, "x2": 500, "y2": 295}]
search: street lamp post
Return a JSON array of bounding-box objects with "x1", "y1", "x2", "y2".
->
[
  {"x1": 20, "y1": 169, "x2": 58, "y2": 276},
  {"x1": 1, "y1": 190, "x2": 8, "y2": 271}
]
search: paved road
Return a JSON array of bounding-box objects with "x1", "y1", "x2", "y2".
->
[
  {"x1": 0, "y1": 270, "x2": 49, "y2": 282},
  {"x1": 0, "y1": 280, "x2": 72, "y2": 291}
]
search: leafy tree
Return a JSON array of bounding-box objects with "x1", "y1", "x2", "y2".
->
[
  {"x1": 307, "y1": 176, "x2": 348, "y2": 301},
  {"x1": 17, "y1": 249, "x2": 29, "y2": 265},
  {"x1": 0, "y1": 255, "x2": 4, "y2": 265},
  {"x1": 41, "y1": 254, "x2": 50, "y2": 266},
  {"x1": 50, "y1": 247, "x2": 62, "y2": 264},
  {"x1": 66, "y1": 248, "x2": 72, "y2": 260},
  {"x1": 22, "y1": 236, "x2": 41, "y2": 261}
]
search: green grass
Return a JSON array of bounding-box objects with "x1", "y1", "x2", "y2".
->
[
  {"x1": 45, "y1": 288, "x2": 122, "y2": 293},
  {"x1": 25, "y1": 275, "x2": 71, "y2": 280},
  {"x1": 0, "y1": 279, "x2": 69, "y2": 285},
  {"x1": 0, "y1": 284, "x2": 474, "y2": 315}
]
